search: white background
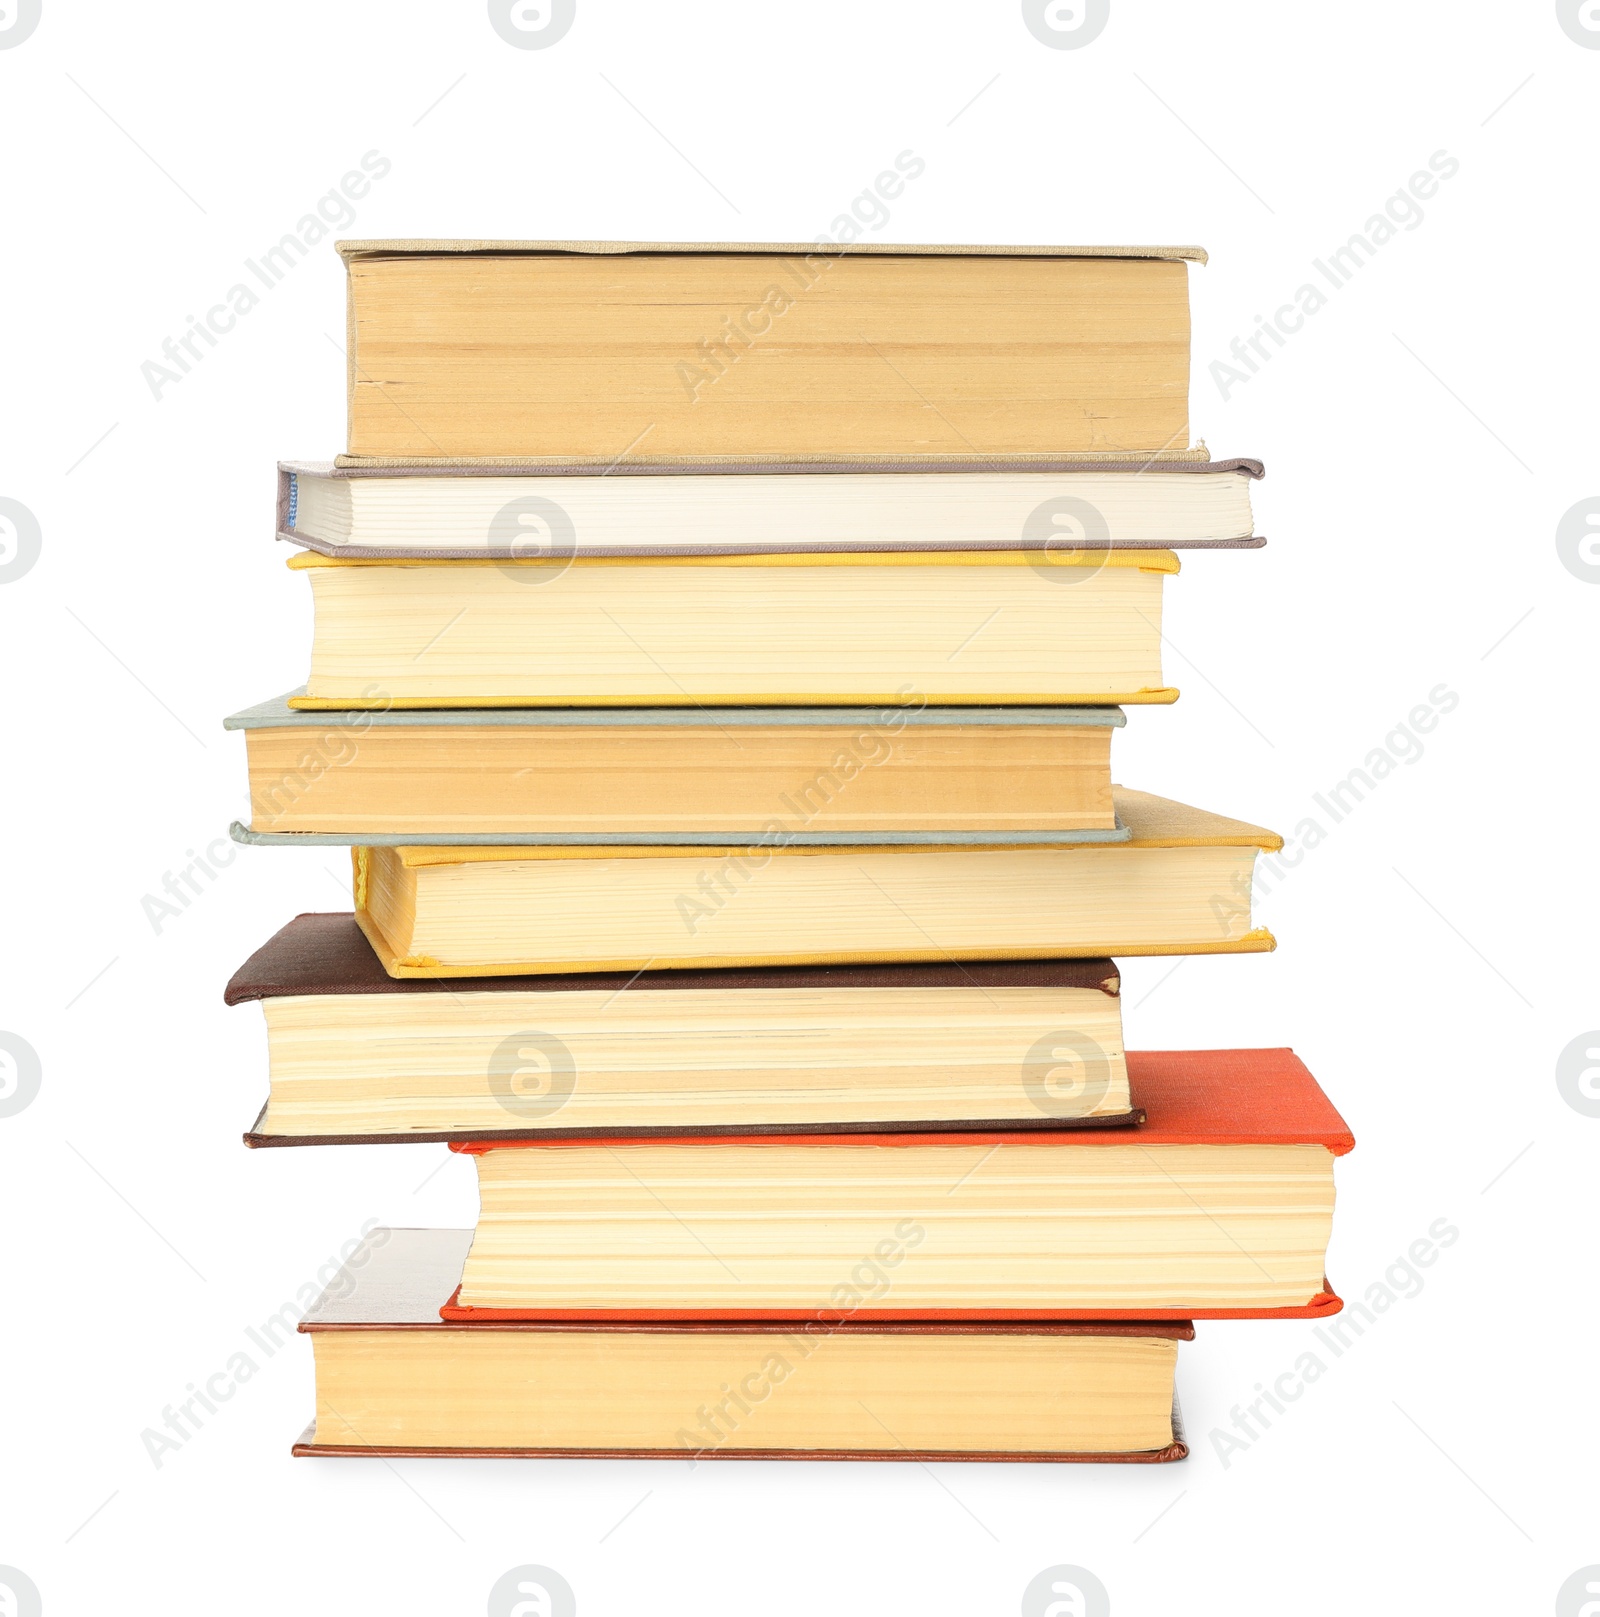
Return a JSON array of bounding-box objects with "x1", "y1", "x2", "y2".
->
[{"x1": 2, "y1": 2, "x2": 1596, "y2": 1613}]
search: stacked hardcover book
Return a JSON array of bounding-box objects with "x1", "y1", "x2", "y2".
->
[{"x1": 226, "y1": 240, "x2": 1353, "y2": 1463}]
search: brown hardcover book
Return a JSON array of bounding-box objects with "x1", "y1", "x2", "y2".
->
[
  {"x1": 336, "y1": 241, "x2": 1203, "y2": 464},
  {"x1": 226, "y1": 914, "x2": 1138, "y2": 1141},
  {"x1": 293, "y1": 1228, "x2": 1192, "y2": 1462}
]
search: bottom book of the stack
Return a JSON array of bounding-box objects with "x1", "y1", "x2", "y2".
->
[{"x1": 294, "y1": 1229, "x2": 1191, "y2": 1464}]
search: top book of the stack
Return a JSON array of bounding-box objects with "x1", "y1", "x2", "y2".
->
[{"x1": 334, "y1": 241, "x2": 1209, "y2": 466}]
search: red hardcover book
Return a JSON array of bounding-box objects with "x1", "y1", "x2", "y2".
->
[{"x1": 441, "y1": 1048, "x2": 1352, "y2": 1323}]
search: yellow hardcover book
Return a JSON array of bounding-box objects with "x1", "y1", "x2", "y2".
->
[
  {"x1": 351, "y1": 787, "x2": 1280, "y2": 978},
  {"x1": 286, "y1": 549, "x2": 1181, "y2": 709}
]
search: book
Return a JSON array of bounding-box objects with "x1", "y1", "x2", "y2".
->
[
  {"x1": 277, "y1": 457, "x2": 1265, "y2": 559},
  {"x1": 224, "y1": 697, "x2": 1128, "y2": 843},
  {"x1": 336, "y1": 241, "x2": 1203, "y2": 463},
  {"x1": 285, "y1": 549, "x2": 1181, "y2": 710},
  {"x1": 294, "y1": 1228, "x2": 1192, "y2": 1462},
  {"x1": 225, "y1": 914, "x2": 1137, "y2": 1141},
  {"x1": 349, "y1": 787, "x2": 1280, "y2": 978},
  {"x1": 443, "y1": 1048, "x2": 1351, "y2": 1321}
]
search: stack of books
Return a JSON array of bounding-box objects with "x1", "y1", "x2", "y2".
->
[{"x1": 226, "y1": 240, "x2": 1353, "y2": 1464}]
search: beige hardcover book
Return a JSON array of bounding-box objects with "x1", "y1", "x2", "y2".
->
[
  {"x1": 278, "y1": 456, "x2": 1264, "y2": 559},
  {"x1": 337, "y1": 241, "x2": 1202, "y2": 463},
  {"x1": 226, "y1": 696, "x2": 1124, "y2": 840},
  {"x1": 295, "y1": 1230, "x2": 1193, "y2": 1461}
]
